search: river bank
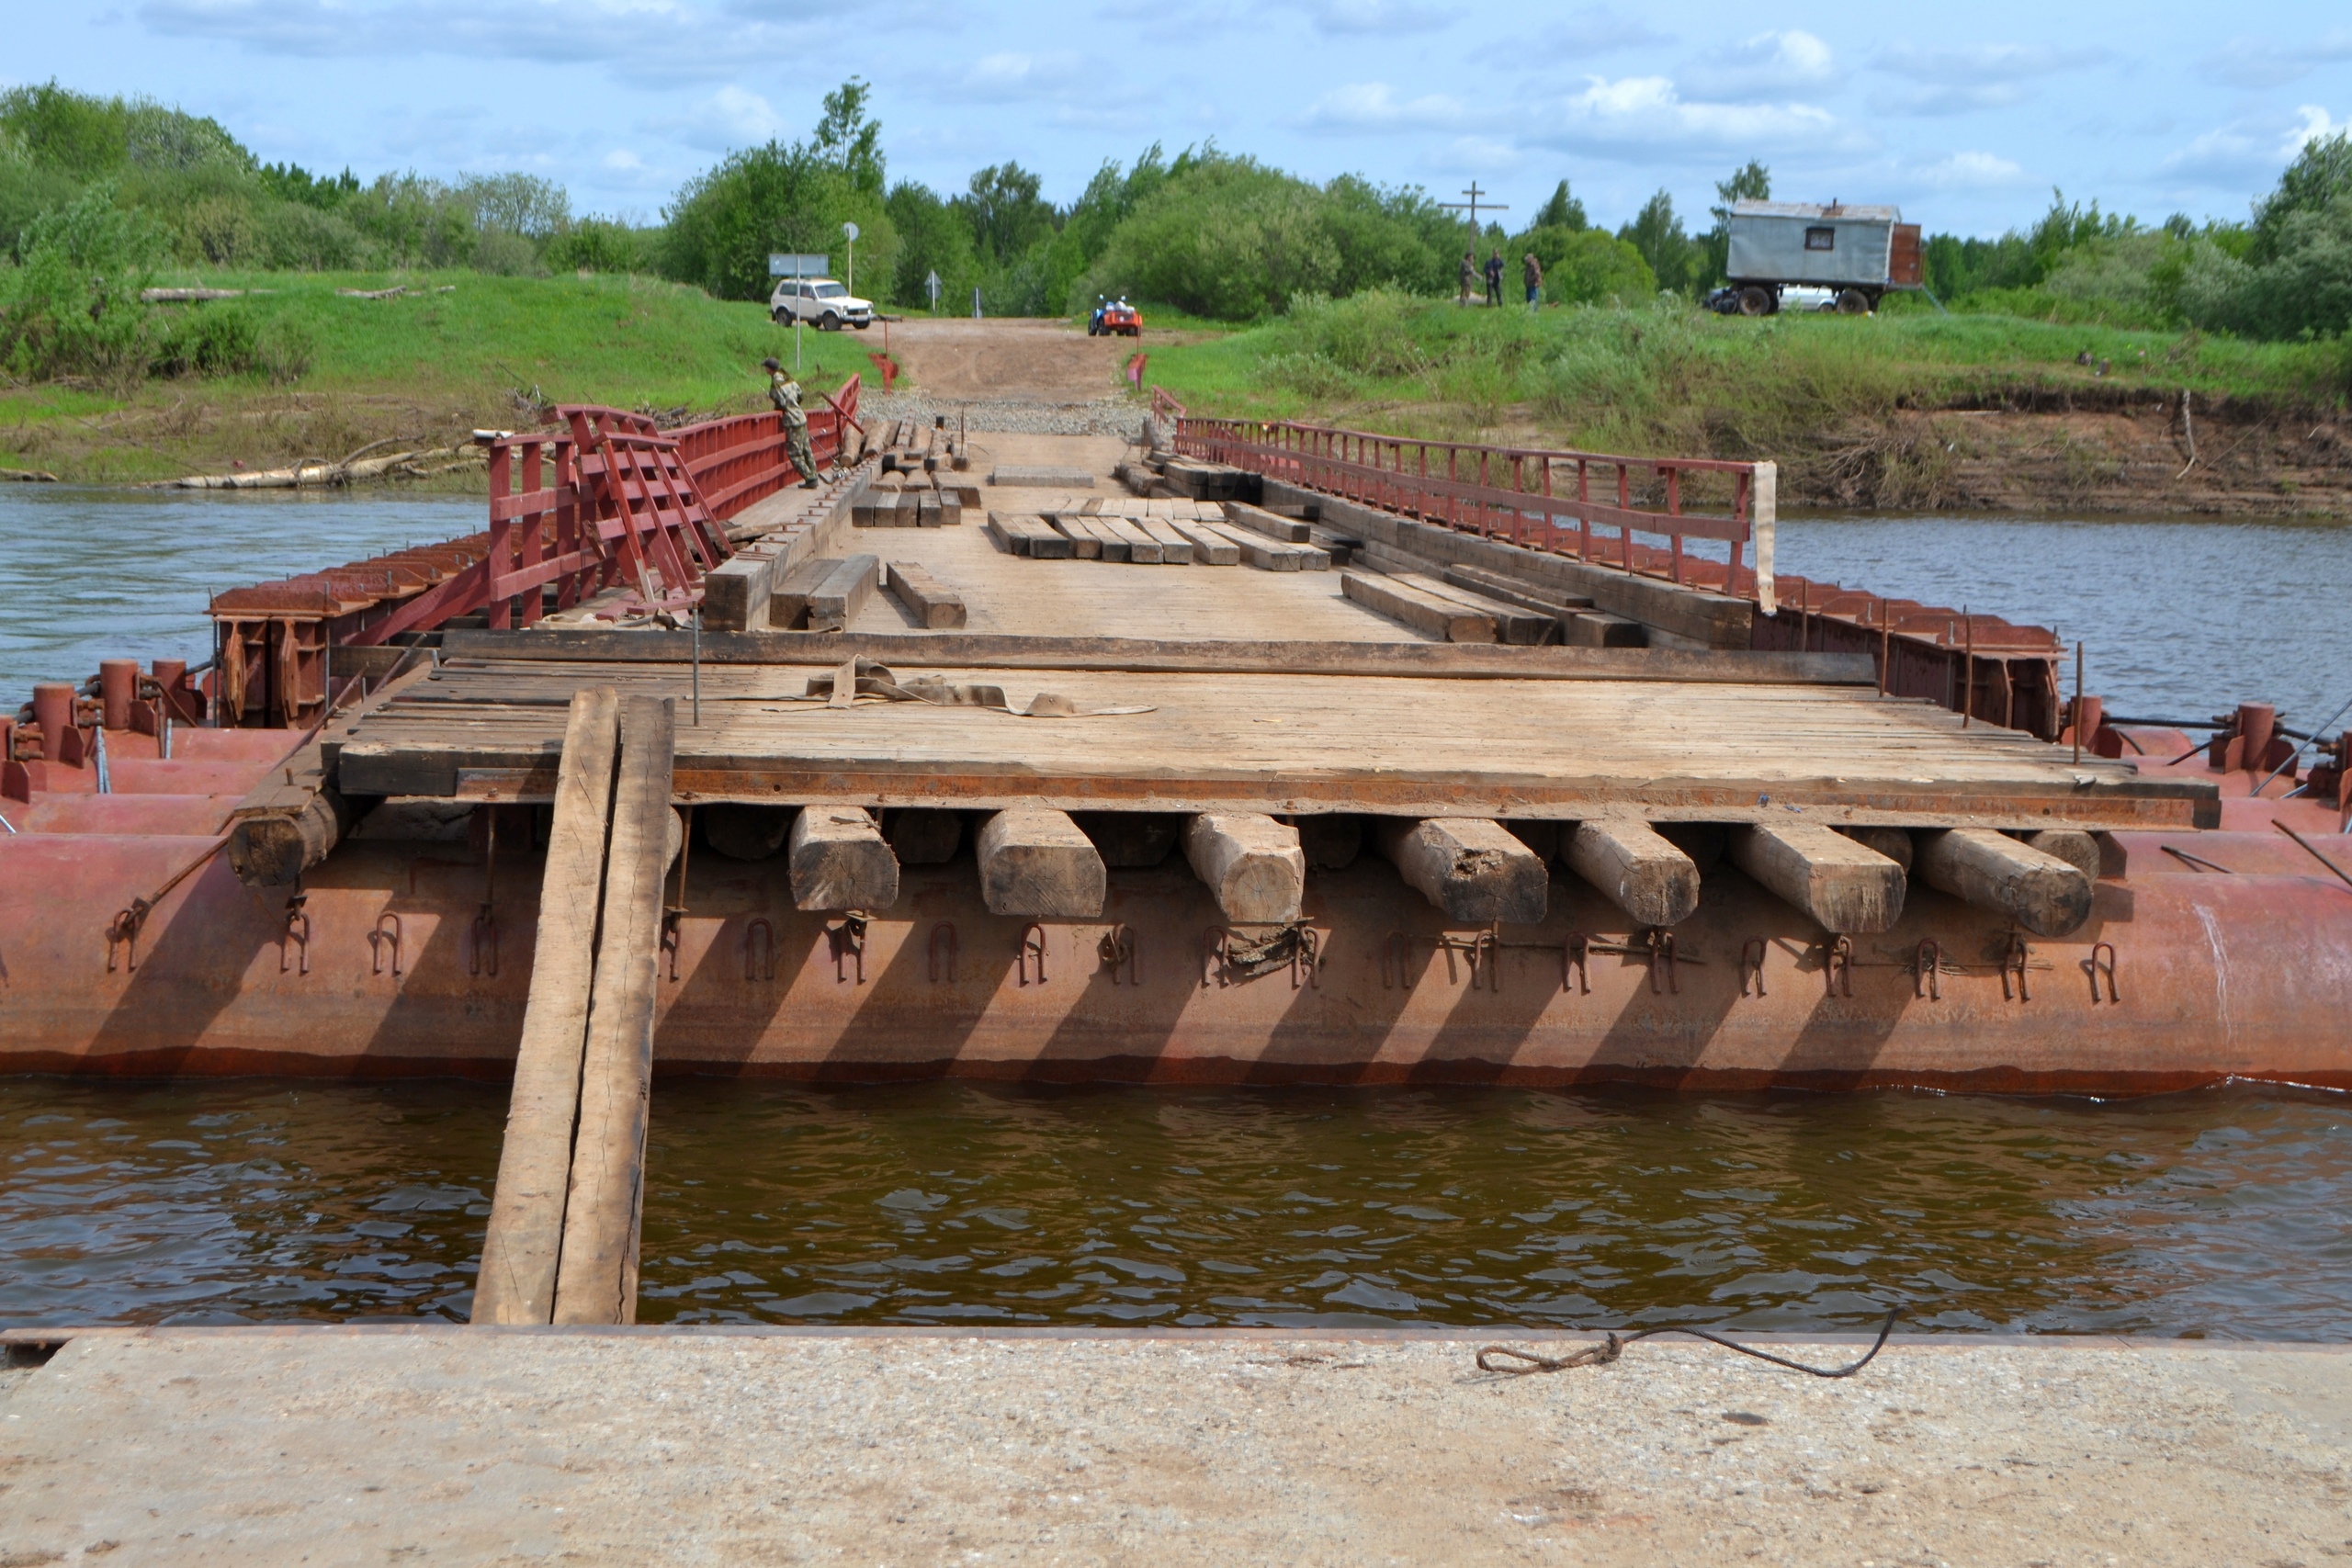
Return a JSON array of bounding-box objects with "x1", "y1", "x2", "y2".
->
[{"x1": 4, "y1": 1326, "x2": 2346, "y2": 1565}]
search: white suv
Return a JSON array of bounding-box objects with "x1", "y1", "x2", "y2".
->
[{"x1": 769, "y1": 277, "x2": 873, "y2": 331}]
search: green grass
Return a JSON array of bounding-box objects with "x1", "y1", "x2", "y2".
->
[
  {"x1": 0, "y1": 270, "x2": 888, "y2": 482},
  {"x1": 1140, "y1": 291, "x2": 2352, "y2": 457}
]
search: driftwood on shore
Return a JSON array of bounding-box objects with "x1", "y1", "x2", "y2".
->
[
  {"x1": 334, "y1": 286, "x2": 458, "y2": 300},
  {"x1": 153, "y1": 444, "x2": 484, "y2": 491},
  {"x1": 140, "y1": 288, "x2": 258, "y2": 304},
  {"x1": 2, "y1": 467, "x2": 60, "y2": 482}
]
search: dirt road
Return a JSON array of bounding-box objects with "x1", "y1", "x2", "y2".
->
[{"x1": 880, "y1": 318, "x2": 1134, "y2": 402}]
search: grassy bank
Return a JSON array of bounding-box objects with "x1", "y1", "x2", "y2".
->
[
  {"x1": 1141, "y1": 290, "x2": 2352, "y2": 457},
  {"x1": 0, "y1": 270, "x2": 885, "y2": 483}
]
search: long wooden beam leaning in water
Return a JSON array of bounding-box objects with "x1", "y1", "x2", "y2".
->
[
  {"x1": 472, "y1": 687, "x2": 622, "y2": 1326},
  {"x1": 551, "y1": 694, "x2": 677, "y2": 1326}
]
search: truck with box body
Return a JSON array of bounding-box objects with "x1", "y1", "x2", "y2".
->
[{"x1": 1706, "y1": 200, "x2": 1925, "y2": 316}]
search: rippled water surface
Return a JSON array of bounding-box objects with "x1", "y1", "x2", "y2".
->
[
  {"x1": 6, "y1": 1077, "x2": 2349, "y2": 1337},
  {"x1": 0, "y1": 486, "x2": 480, "y2": 695}
]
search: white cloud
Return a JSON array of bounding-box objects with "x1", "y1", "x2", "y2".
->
[
  {"x1": 1874, "y1": 42, "x2": 2101, "y2": 83},
  {"x1": 963, "y1": 51, "x2": 1088, "y2": 103},
  {"x1": 1681, "y1": 30, "x2": 1837, "y2": 102},
  {"x1": 1293, "y1": 0, "x2": 1460, "y2": 36},
  {"x1": 644, "y1": 85, "x2": 787, "y2": 152},
  {"x1": 2198, "y1": 29, "x2": 2352, "y2": 90},
  {"x1": 1532, "y1": 5, "x2": 1668, "y2": 54},
  {"x1": 1531, "y1": 74, "x2": 1858, "y2": 156},
  {"x1": 1910, "y1": 151, "x2": 2030, "y2": 189},
  {"x1": 1878, "y1": 84, "x2": 2032, "y2": 117},
  {"x1": 139, "y1": 0, "x2": 789, "y2": 85},
  {"x1": 1297, "y1": 82, "x2": 1465, "y2": 132},
  {"x1": 602, "y1": 149, "x2": 643, "y2": 171},
  {"x1": 2160, "y1": 106, "x2": 2346, "y2": 187}
]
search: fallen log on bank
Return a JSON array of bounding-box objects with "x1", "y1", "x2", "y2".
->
[{"x1": 152, "y1": 444, "x2": 485, "y2": 491}]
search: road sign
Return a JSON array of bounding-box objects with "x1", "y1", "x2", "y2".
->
[
  {"x1": 842, "y1": 221, "x2": 859, "y2": 243},
  {"x1": 768, "y1": 252, "x2": 829, "y2": 279}
]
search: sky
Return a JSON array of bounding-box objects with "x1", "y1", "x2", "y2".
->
[{"x1": 6, "y1": 2, "x2": 2350, "y2": 237}]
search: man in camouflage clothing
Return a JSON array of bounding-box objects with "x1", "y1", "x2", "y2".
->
[{"x1": 764, "y1": 356, "x2": 820, "y2": 489}]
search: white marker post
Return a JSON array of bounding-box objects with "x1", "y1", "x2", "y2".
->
[{"x1": 768, "y1": 252, "x2": 829, "y2": 373}]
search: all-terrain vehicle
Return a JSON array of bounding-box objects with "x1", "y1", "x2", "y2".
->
[
  {"x1": 1089, "y1": 297, "x2": 1142, "y2": 337},
  {"x1": 770, "y1": 276, "x2": 874, "y2": 331}
]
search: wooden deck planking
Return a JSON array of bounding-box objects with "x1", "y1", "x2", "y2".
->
[{"x1": 336, "y1": 658, "x2": 2207, "y2": 829}]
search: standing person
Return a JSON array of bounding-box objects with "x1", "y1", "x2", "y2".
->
[
  {"x1": 1484, "y1": 249, "x2": 1505, "y2": 308},
  {"x1": 1522, "y1": 251, "x2": 1544, "y2": 311},
  {"x1": 1458, "y1": 249, "x2": 1476, "y2": 306},
  {"x1": 763, "y1": 356, "x2": 820, "y2": 490}
]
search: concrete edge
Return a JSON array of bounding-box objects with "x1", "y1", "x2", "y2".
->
[{"x1": 5, "y1": 1324, "x2": 2344, "y2": 1352}]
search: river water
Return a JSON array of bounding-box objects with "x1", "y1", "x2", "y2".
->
[{"x1": 3, "y1": 487, "x2": 2349, "y2": 1334}]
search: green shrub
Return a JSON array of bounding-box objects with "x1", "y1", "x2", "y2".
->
[
  {"x1": 1521, "y1": 226, "x2": 1656, "y2": 306},
  {"x1": 0, "y1": 179, "x2": 165, "y2": 383},
  {"x1": 256, "y1": 201, "x2": 366, "y2": 270},
  {"x1": 543, "y1": 218, "x2": 651, "y2": 275}
]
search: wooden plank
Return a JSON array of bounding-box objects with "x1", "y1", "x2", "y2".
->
[
  {"x1": 1387, "y1": 571, "x2": 1560, "y2": 646},
  {"x1": 1442, "y1": 562, "x2": 1595, "y2": 615},
  {"x1": 977, "y1": 807, "x2": 1104, "y2": 918},
  {"x1": 1729, "y1": 822, "x2": 1907, "y2": 933},
  {"x1": 788, "y1": 804, "x2": 899, "y2": 911},
  {"x1": 806, "y1": 555, "x2": 879, "y2": 633},
  {"x1": 990, "y1": 466, "x2": 1097, "y2": 488},
  {"x1": 1101, "y1": 515, "x2": 1164, "y2": 564},
  {"x1": 1184, "y1": 812, "x2": 1306, "y2": 923},
  {"x1": 473, "y1": 687, "x2": 621, "y2": 1326},
  {"x1": 1341, "y1": 570, "x2": 1495, "y2": 642},
  {"x1": 1046, "y1": 514, "x2": 1102, "y2": 559},
  {"x1": 770, "y1": 556, "x2": 841, "y2": 630},
  {"x1": 1133, "y1": 517, "x2": 1196, "y2": 564},
  {"x1": 433, "y1": 628, "x2": 1875, "y2": 686},
  {"x1": 1917, "y1": 828, "x2": 2093, "y2": 937},
  {"x1": 551, "y1": 694, "x2": 674, "y2": 1326},
  {"x1": 1202, "y1": 521, "x2": 1323, "y2": 573},
  {"x1": 1220, "y1": 502, "x2": 1313, "y2": 544},
  {"x1": 1374, "y1": 817, "x2": 1547, "y2": 924},
  {"x1": 885, "y1": 561, "x2": 967, "y2": 628},
  {"x1": 1164, "y1": 518, "x2": 1239, "y2": 566},
  {"x1": 1566, "y1": 818, "x2": 1701, "y2": 927}
]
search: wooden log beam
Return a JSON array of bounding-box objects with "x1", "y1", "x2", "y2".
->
[
  {"x1": 1842, "y1": 826, "x2": 1916, "y2": 874},
  {"x1": 1374, "y1": 817, "x2": 1548, "y2": 925},
  {"x1": 227, "y1": 786, "x2": 352, "y2": 886},
  {"x1": 473, "y1": 687, "x2": 620, "y2": 1327},
  {"x1": 551, "y1": 694, "x2": 674, "y2": 1326},
  {"x1": 2025, "y1": 829, "x2": 2101, "y2": 882},
  {"x1": 789, "y1": 805, "x2": 900, "y2": 911},
  {"x1": 1917, "y1": 828, "x2": 2094, "y2": 937},
  {"x1": 885, "y1": 561, "x2": 967, "y2": 628},
  {"x1": 1340, "y1": 570, "x2": 1496, "y2": 642},
  {"x1": 1730, "y1": 822, "x2": 1907, "y2": 933},
  {"x1": 1184, "y1": 812, "x2": 1306, "y2": 924},
  {"x1": 978, "y1": 807, "x2": 1106, "y2": 918},
  {"x1": 885, "y1": 807, "x2": 963, "y2": 865},
  {"x1": 1566, "y1": 818, "x2": 1700, "y2": 928},
  {"x1": 805, "y1": 554, "x2": 879, "y2": 633}
]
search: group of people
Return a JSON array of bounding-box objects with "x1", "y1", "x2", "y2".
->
[{"x1": 1460, "y1": 248, "x2": 1544, "y2": 310}]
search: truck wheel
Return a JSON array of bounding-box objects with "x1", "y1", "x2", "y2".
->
[
  {"x1": 852, "y1": 320, "x2": 870, "y2": 331},
  {"x1": 773, "y1": 308, "x2": 787, "y2": 323},
  {"x1": 1737, "y1": 286, "x2": 1773, "y2": 317},
  {"x1": 1836, "y1": 289, "x2": 1871, "y2": 315},
  {"x1": 820, "y1": 311, "x2": 842, "y2": 332}
]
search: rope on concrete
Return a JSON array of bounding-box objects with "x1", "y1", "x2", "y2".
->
[{"x1": 1477, "y1": 1305, "x2": 1900, "y2": 1380}]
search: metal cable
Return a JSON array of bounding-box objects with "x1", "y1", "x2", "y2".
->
[{"x1": 1477, "y1": 1306, "x2": 1900, "y2": 1380}]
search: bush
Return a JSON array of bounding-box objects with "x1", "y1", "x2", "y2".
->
[
  {"x1": 256, "y1": 201, "x2": 366, "y2": 270},
  {"x1": 0, "y1": 179, "x2": 165, "y2": 383},
  {"x1": 469, "y1": 228, "x2": 540, "y2": 276},
  {"x1": 150, "y1": 302, "x2": 311, "y2": 383},
  {"x1": 544, "y1": 218, "x2": 651, "y2": 275},
  {"x1": 1521, "y1": 226, "x2": 1656, "y2": 306}
]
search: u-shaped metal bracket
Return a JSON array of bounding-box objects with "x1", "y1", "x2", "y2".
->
[{"x1": 370, "y1": 912, "x2": 403, "y2": 978}]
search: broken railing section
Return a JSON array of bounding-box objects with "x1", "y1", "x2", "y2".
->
[
  {"x1": 202, "y1": 378, "x2": 860, "y2": 728},
  {"x1": 474, "y1": 688, "x2": 676, "y2": 1326},
  {"x1": 1165, "y1": 407, "x2": 2068, "y2": 742}
]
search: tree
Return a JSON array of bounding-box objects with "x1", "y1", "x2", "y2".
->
[
  {"x1": 956, "y1": 163, "x2": 1055, "y2": 266},
  {"x1": 1696, "y1": 161, "x2": 1769, "y2": 289},
  {"x1": 1618, "y1": 188, "x2": 1692, "y2": 295},
  {"x1": 1533, "y1": 179, "x2": 1588, "y2": 231},
  {"x1": 2250, "y1": 130, "x2": 2351, "y2": 265},
  {"x1": 1518, "y1": 225, "x2": 1655, "y2": 304},
  {"x1": 812, "y1": 77, "x2": 885, "y2": 197},
  {"x1": 884, "y1": 179, "x2": 978, "y2": 310}
]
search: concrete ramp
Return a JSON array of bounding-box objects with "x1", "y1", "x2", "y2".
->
[{"x1": 472, "y1": 690, "x2": 676, "y2": 1325}]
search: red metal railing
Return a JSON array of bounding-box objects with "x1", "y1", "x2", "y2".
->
[
  {"x1": 1176, "y1": 415, "x2": 1772, "y2": 597},
  {"x1": 208, "y1": 377, "x2": 859, "y2": 725}
]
